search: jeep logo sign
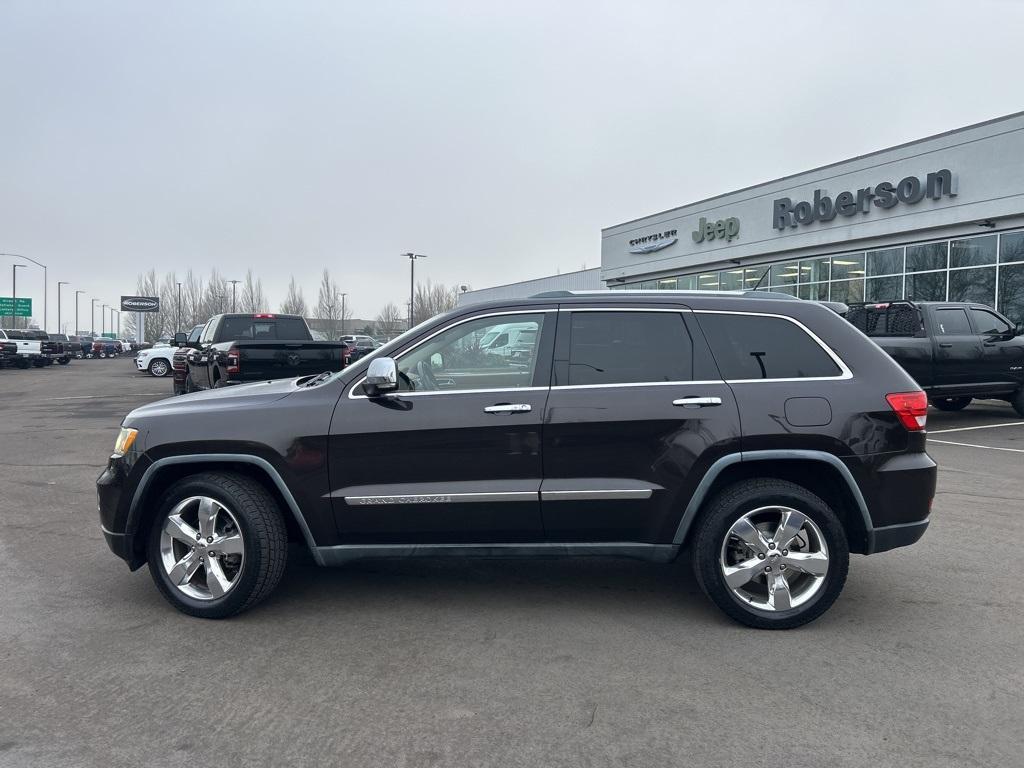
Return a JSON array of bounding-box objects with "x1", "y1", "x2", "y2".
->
[
  {"x1": 692, "y1": 216, "x2": 740, "y2": 244},
  {"x1": 120, "y1": 295, "x2": 160, "y2": 312}
]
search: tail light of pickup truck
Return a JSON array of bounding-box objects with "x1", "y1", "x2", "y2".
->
[
  {"x1": 886, "y1": 391, "x2": 928, "y2": 431},
  {"x1": 226, "y1": 347, "x2": 241, "y2": 375}
]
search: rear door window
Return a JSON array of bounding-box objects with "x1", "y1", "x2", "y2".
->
[
  {"x1": 697, "y1": 312, "x2": 842, "y2": 380},
  {"x1": 566, "y1": 311, "x2": 692, "y2": 385},
  {"x1": 934, "y1": 308, "x2": 973, "y2": 335}
]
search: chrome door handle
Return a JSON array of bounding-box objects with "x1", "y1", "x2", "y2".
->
[
  {"x1": 484, "y1": 403, "x2": 532, "y2": 413},
  {"x1": 672, "y1": 396, "x2": 722, "y2": 408}
]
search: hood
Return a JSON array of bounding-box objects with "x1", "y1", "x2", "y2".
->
[{"x1": 127, "y1": 378, "x2": 301, "y2": 420}]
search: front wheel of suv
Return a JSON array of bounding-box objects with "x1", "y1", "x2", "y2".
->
[
  {"x1": 693, "y1": 479, "x2": 849, "y2": 630},
  {"x1": 147, "y1": 472, "x2": 288, "y2": 618}
]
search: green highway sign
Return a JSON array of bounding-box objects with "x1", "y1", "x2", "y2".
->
[{"x1": 0, "y1": 297, "x2": 32, "y2": 317}]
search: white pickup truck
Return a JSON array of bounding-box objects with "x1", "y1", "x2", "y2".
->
[{"x1": 0, "y1": 329, "x2": 60, "y2": 368}]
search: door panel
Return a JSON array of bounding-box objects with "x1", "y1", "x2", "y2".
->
[
  {"x1": 928, "y1": 307, "x2": 984, "y2": 387},
  {"x1": 970, "y1": 307, "x2": 1024, "y2": 387},
  {"x1": 541, "y1": 382, "x2": 740, "y2": 542}
]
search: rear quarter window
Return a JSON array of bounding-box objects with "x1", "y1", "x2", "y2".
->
[{"x1": 697, "y1": 312, "x2": 843, "y2": 380}]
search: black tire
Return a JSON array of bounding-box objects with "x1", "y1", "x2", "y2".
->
[
  {"x1": 16, "y1": 358, "x2": 30, "y2": 369},
  {"x1": 692, "y1": 478, "x2": 849, "y2": 630},
  {"x1": 931, "y1": 396, "x2": 971, "y2": 412},
  {"x1": 148, "y1": 359, "x2": 170, "y2": 377},
  {"x1": 58, "y1": 357, "x2": 70, "y2": 365},
  {"x1": 1012, "y1": 389, "x2": 1024, "y2": 418},
  {"x1": 147, "y1": 472, "x2": 288, "y2": 618}
]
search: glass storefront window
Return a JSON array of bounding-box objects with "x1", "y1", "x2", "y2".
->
[
  {"x1": 640, "y1": 280, "x2": 658, "y2": 290},
  {"x1": 905, "y1": 271, "x2": 947, "y2": 301},
  {"x1": 998, "y1": 264, "x2": 1024, "y2": 325},
  {"x1": 697, "y1": 273, "x2": 719, "y2": 291},
  {"x1": 677, "y1": 275, "x2": 698, "y2": 290},
  {"x1": 829, "y1": 279, "x2": 864, "y2": 304},
  {"x1": 867, "y1": 248, "x2": 903, "y2": 276},
  {"x1": 865, "y1": 275, "x2": 902, "y2": 302},
  {"x1": 658, "y1": 278, "x2": 678, "y2": 290},
  {"x1": 906, "y1": 241, "x2": 947, "y2": 272},
  {"x1": 771, "y1": 285, "x2": 797, "y2": 296},
  {"x1": 830, "y1": 254, "x2": 865, "y2": 280},
  {"x1": 950, "y1": 235, "x2": 997, "y2": 269},
  {"x1": 799, "y1": 257, "x2": 830, "y2": 283},
  {"x1": 744, "y1": 266, "x2": 768, "y2": 289},
  {"x1": 948, "y1": 267, "x2": 996, "y2": 305},
  {"x1": 1000, "y1": 231, "x2": 1024, "y2": 264},
  {"x1": 719, "y1": 269, "x2": 745, "y2": 291},
  {"x1": 771, "y1": 261, "x2": 799, "y2": 286}
]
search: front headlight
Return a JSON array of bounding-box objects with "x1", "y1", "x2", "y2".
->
[{"x1": 112, "y1": 427, "x2": 138, "y2": 457}]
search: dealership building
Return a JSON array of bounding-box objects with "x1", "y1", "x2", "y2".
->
[{"x1": 462, "y1": 111, "x2": 1024, "y2": 325}]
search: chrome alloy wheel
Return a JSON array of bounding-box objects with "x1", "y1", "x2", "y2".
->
[
  {"x1": 719, "y1": 506, "x2": 829, "y2": 612},
  {"x1": 159, "y1": 496, "x2": 245, "y2": 601}
]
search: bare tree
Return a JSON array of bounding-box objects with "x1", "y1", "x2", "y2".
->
[
  {"x1": 182, "y1": 269, "x2": 205, "y2": 328},
  {"x1": 413, "y1": 280, "x2": 458, "y2": 324},
  {"x1": 316, "y1": 269, "x2": 341, "y2": 338},
  {"x1": 375, "y1": 301, "x2": 404, "y2": 338},
  {"x1": 280, "y1": 276, "x2": 308, "y2": 317},
  {"x1": 239, "y1": 269, "x2": 268, "y2": 313},
  {"x1": 202, "y1": 269, "x2": 229, "y2": 319}
]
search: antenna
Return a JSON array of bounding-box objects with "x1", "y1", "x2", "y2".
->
[{"x1": 750, "y1": 267, "x2": 769, "y2": 291}]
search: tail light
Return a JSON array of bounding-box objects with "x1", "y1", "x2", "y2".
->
[
  {"x1": 886, "y1": 391, "x2": 928, "y2": 431},
  {"x1": 226, "y1": 347, "x2": 240, "y2": 375}
]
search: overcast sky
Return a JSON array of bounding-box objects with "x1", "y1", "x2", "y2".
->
[{"x1": 2, "y1": 0, "x2": 1024, "y2": 329}]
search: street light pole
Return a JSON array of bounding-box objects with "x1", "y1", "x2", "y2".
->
[
  {"x1": 176, "y1": 282, "x2": 182, "y2": 332},
  {"x1": 75, "y1": 291, "x2": 85, "y2": 335},
  {"x1": 11, "y1": 263, "x2": 26, "y2": 327},
  {"x1": 402, "y1": 253, "x2": 427, "y2": 329},
  {"x1": 91, "y1": 299, "x2": 98, "y2": 334},
  {"x1": 228, "y1": 280, "x2": 241, "y2": 312},
  {"x1": 340, "y1": 292, "x2": 347, "y2": 336},
  {"x1": 0, "y1": 253, "x2": 47, "y2": 331},
  {"x1": 102, "y1": 304, "x2": 108, "y2": 335},
  {"x1": 113, "y1": 310, "x2": 120, "y2": 337},
  {"x1": 57, "y1": 281, "x2": 69, "y2": 334}
]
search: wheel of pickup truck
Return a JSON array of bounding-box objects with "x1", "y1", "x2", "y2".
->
[
  {"x1": 58, "y1": 357, "x2": 70, "y2": 365},
  {"x1": 931, "y1": 396, "x2": 971, "y2": 412},
  {"x1": 148, "y1": 359, "x2": 169, "y2": 377},
  {"x1": 98, "y1": 350, "x2": 106, "y2": 358},
  {"x1": 692, "y1": 479, "x2": 849, "y2": 630},
  {"x1": 16, "y1": 357, "x2": 30, "y2": 369},
  {"x1": 1012, "y1": 389, "x2": 1024, "y2": 418},
  {"x1": 147, "y1": 472, "x2": 288, "y2": 619}
]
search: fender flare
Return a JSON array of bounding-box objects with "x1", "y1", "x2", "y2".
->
[
  {"x1": 671, "y1": 449, "x2": 875, "y2": 551},
  {"x1": 126, "y1": 453, "x2": 324, "y2": 564}
]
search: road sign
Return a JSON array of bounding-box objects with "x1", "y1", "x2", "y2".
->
[
  {"x1": 0, "y1": 297, "x2": 32, "y2": 317},
  {"x1": 121, "y1": 296, "x2": 160, "y2": 312},
  {"x1": 101, "y1": 333, "x2": 117, "y2": 339}
]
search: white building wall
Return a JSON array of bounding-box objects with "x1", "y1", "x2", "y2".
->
[{"x1": 457, "y1": 268, "x2": 602, "y2": 306}]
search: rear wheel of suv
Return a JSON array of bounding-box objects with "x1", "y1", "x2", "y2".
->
[
  {"x1": 693, "y1": 479, "x2": 849, "y2": 630},
  {"x1": 147, "y1": 472, "x2": 288, "y2": 618},
  {"x1": 931, "y1": 396, "x2": 971, "y2": 412}
]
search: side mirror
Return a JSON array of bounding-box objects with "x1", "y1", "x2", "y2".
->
[
  {"x1": 173, "y1": 332, "x2": 188, "y2": 347},
  {"x1": 364, "y1": 356, "x2": 398, "y2": 397}
]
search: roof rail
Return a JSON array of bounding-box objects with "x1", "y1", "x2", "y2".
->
[{"x1": 528, "y1": 289, "x2": 801, "y2": 300}]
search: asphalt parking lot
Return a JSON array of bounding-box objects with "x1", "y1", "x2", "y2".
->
[{"x1": 1, "y1": 358, "x2": 1022, "y2": 768}]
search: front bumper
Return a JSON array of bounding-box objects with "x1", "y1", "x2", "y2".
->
[{"x1": 96, "y1": 455, "x2": 144, "y2": 568}]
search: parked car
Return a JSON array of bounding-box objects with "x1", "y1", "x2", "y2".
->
[
  {"x1": 135, "y1": 344, "x2": 176, "y2": 377},
  {"x1": 0, "y1": 329, "x2": 59, "y2": 367},
  {"x1": 0, "y1": 339, "x2": 18, "y2": 367},
  {"x1": 175, "y1": 313, "x2": 347, "y2": 392},
  {"x1": 47, "y1": 333, "x2": 76, "y2": 365},
  {"x1": 846, "y1": 300, "x2": 1024, "y2": 414},
  {"x1": 339, "y1": 334, "x2": 380, "y2": 362},
  {"x1": 173, "y1": 325, "x2": 205, "y2": 394},
  {"x1": 91, "y1": 339, "x2": 121, "y2": 358},
  {"x1": 98, "y1": 291, "x2": 936, "y2": 628}
]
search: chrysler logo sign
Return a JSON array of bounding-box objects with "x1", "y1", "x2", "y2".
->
[
  {"x1": 628, "y1": 229, "x2": 678, "y2": 254},
  {"x1": 120, "y1": 295, "x2": 160, "y2": 312}
]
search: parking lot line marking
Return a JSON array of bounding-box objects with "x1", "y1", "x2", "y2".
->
[
  {"x1": 930, "y1": 421, "x2": 1024, "y2": 434},
  {"x1": 929, "y1": 438, "x2": 1024, "y2": 453}
]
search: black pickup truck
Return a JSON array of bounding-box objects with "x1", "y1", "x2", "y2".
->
[
  {"x1": 0, "y1": 339, "x2": 17, "y2": 367},
  {"x1": 846, "y1": 300, "x2": 1024, "y2": 414},
  {"x1": 175, "y1": 313, "x2": 346, "y2": 392}
]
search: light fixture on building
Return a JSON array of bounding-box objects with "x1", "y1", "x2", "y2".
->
[{"x1": 977, "y1": 219, "x2": 996, "y2": 228}]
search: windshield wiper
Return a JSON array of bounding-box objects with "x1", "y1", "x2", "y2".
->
[{"x1": 304, "y1": 371, "x2": 333, "y2": 387}]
